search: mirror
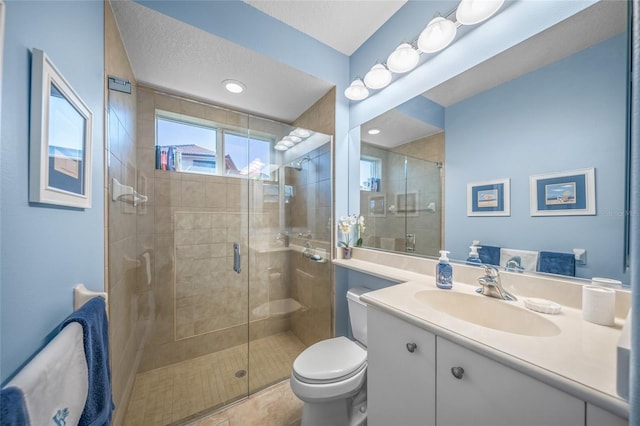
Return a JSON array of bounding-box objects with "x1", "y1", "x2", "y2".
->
[{"x1": 356, "y1": 1, "x2": 629, "y2": 282}]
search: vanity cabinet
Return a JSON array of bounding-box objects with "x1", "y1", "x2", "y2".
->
[
  {"x1": 436, "y1": 337, "x2": 584, "y2": 426},
  {"x1": 367, "y1": 306, "x2": 436, "y2": 426},
  {"x1": 586, "y1": 403, "x2": 628, "y2": 426}
]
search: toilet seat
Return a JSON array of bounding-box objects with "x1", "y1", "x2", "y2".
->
[{"x1": 293, "y1": 337, "x2": 367, "y2": 383}]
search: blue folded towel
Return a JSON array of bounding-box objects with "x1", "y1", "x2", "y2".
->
[
  {"x1": 58, "y1": 297, "x2": 114, "y2": 426},
  {"x1": 538, "y1": 251, "x2": 576, "y2": 277},
  {"x1": 478, "y1": 245, "x2": 501, "y2": 267},
  {"x1": 1, "y1": 387, "x2": 30, "y2": 426}
]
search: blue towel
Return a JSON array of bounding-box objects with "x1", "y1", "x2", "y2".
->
[
  {"x1": 478, "y1": 245, "x2": 501, "y2": 267},
  {"x1": 0, "y1": 387, "x2": 30, "y2": 426},
  {"x1": 58, "y1": 297, "x2": 114, "y2": 426},
  {"x1": 538, "y1": 251, "x2": 576, "y2": 277}
]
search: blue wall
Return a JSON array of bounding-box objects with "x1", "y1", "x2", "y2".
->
[
  {"x1": 0, "y1": 0, "x2": 104, "y2": 382},
  {"x1": 445, "y1": 34, "x2": 628, "y2": 282}
]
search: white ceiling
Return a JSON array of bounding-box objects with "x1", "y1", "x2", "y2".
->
[
  {"x1": 111, "y1": 0, "x2": 406, "y2": 124},
  {"x1": 243, "y1": 0, "x2": 407, "y2": 56}
]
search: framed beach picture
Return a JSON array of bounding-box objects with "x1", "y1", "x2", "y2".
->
[
  {"x1": 467, "y1": 178, "x2": 510, "y2": 216},
  {"x1": 529, "y1": 168, "x2": 595, "y2": 216},
  {"x1": 29, "y1": 49, "x2": 93, "y2": 208}
]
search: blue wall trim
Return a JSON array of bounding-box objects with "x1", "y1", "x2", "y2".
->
[{"x1": 0, "y1": 0, "x2": 104, "y2": 382}]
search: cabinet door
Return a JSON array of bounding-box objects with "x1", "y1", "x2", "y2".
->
[
  {"x1": 437, "y1": 337, "x2": 584, "y2": 426},
  {"x1": 367, "y1": 307, "x2": 436, "y2": 426},
  {"x1": 586, "y1": 403, "x2": 628, "y2": 426}
]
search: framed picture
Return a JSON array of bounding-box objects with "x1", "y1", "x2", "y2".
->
[
  {"x1": 397, "y1": 192, "x2": 418, "y2": 216},
  {"x1": 530, "y1": 168, "x2": 595, "y2": 216},
  {"x1": 368, "y1": 194, "x2": 386, "y2": 217},
  {"x1": 29, "y1": 48, "x2": 93, "y2": 208},
  {"x1": 467, "y1": 178, "x2": 510, "y2": 216}
]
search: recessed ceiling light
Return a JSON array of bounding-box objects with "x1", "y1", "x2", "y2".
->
[
  {"x1": 368, "y1": 129, "x2": 381, "y2": 135},
  {"x1": 222, "y1": 79, "x2": 246, "y2": 94}
]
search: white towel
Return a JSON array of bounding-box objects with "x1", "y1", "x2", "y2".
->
[
  {"x1": 500, "y1": 248, "x2": 539, "y2": 273},
  {"x1": 6, "y1": 322, "x2": 88, "y2": 426}
]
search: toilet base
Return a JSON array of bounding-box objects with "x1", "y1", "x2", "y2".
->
[{"x1": 300, "y1": 384, "x2": 367, "y2": 426}]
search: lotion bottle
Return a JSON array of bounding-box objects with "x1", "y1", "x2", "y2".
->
[{"x1": 436, "y1": 250, "x2": 453, "y2": 289}]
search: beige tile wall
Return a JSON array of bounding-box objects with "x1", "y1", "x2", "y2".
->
[
  {"x1": 105, "y1": 2, "x2": 148, "y2": 425},
  {"x1": 135, "y1": 87, "x2": 311, "y2": 373},
  {"x1": 360, "y1": 134, "x2": 444, "y2": 257}
]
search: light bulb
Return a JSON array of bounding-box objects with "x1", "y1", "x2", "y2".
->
[
  {"x1": 364, "y1": 63, "x2": 392, "y2": 90},
  {"x1": 290, "y1": 128, "x2": 311, "y2": 138},
  {"x1": 283, "y1": 135, "x2": 302, "y2": 143},
  {"x1": 418, "y1": 17, "x2": 457, "y2": 53},
  {"x1": 456, "y1": 0, "x2": 504, "y2": 25},
  {"x1": 387, "y1": 43, "x2": 420, "y2": 74},
  {"x1": 274, "y1": 143, "x2": 288, "y2": 151},
  {"x1": 344, "y1": 78, "x2": 369, "y2": 101}
]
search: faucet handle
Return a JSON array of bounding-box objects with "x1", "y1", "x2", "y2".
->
[{"x1": 482, "y1": 265, "x2": 499, "y2": 278}]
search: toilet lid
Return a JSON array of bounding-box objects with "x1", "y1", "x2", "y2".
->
[{"x1": 293, "y1": 336, "x2": 367, "y2": 382}]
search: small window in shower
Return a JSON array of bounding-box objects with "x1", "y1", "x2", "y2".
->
[
  {"x1": 361, "y1": 156, "x2": 382, "y2": 192},
  {"x1": 155, "y1": 112, "x2": 218, "y2": 174},
  {"x1": 224, "y1": 132, "x2": 272, "y2": 180}
]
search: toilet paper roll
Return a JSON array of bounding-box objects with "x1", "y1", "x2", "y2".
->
[{"x1": 582, "y1": 285, "x2": 615, "y2": 326}]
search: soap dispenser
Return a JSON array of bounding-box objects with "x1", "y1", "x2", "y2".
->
[
  {"x1": 466, "y1": 245, "x2": 482, "y2": 266},
  {"x1": 436, "y1": 250, "x2": 453, "y2": 289}
]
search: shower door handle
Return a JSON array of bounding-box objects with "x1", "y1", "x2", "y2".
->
[{"x1": 233, "y1": 242, "x2": 241, "y2": 274}]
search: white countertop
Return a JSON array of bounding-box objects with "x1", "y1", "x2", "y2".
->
[{"x1": 335, "y1": 257, "x2": 629, "y2": 419}]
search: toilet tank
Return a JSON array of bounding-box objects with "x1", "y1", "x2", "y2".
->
[{"x1": 346, "y1": 287, "x2": 370, "y2": 347}]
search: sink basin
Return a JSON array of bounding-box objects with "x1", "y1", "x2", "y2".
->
[{"x1": 414, "y1": 290, "x2": 561, "y2": 337}]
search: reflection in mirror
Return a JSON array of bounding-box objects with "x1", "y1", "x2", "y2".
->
[{"x1": 356, "y1": 0, "x2": 629, "y2": 283}]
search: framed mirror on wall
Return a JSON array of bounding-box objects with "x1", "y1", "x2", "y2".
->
[
  {"x1": 352, "y1": 1, "x2": 630, "y2": 283},
  {"x1": 29, "y1": 48, "x2": 93, "y2": 209}
]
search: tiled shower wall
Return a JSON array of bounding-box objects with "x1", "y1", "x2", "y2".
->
[
  {"x1": 360, "y1": 133, "x2": 444, "y2": 257},
  {"x1": 105, "y1": 3, "x2": 148, "y2": 424},
  {"x1": 135, "y1": 86, "x2": 302, "y2": 373}
]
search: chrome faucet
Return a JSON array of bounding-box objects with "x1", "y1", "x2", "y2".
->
[{"x1": 476, "y1": 265, "x2": 517, "y2": 301}]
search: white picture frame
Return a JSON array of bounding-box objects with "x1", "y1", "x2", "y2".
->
[
  {"x1": 529, "y1": 168, "x2": 596, "y2": 216},
  {"x1": 29, "y1": 48, "x2": 93, "y2": 208},
  {"x1": 467, "y1": 178, "x2": 511, "y2": 217}
]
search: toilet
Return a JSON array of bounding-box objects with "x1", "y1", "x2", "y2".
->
[{"x1": 290, "y1": 287, "x2": 369, "y2": 426}]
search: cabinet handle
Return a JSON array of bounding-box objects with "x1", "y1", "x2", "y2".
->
[
  {"x1": 451, "y1": 366, "x2": 464, "y2": 379},
  {"x1": 406, "y1": 342, "x2": 417, "y2": 353}
]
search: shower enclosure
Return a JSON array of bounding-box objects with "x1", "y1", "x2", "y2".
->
[
  {"x1": 359, "y1": 141, "x2": 443, "y2": 257},
  {"x1": 107, "y1": 85, "x2": 333, "y2": 425}
]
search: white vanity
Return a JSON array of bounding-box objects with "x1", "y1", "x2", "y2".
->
[{"x1": 335, "y1": 249, "x2": 630, "y2": 426}]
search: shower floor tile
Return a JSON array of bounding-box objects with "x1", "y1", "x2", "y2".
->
[{"x1": 123, "y1": 331, "x2": 306, "y2": 426}]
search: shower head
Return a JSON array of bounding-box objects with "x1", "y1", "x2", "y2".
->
[{"x1": 288, "y1": 156, "x2": 311, "y2": 171}]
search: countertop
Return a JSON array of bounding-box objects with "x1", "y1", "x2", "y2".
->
[{"x1": 335, "y1": 257, "x2": 629, "y2": 419}]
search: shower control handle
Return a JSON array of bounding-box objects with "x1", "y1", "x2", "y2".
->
[
  {"x1": 406, "y1": 342, "x2": 417, "y2": 353},
  {"x1": 233, "y1": 242, "x2": 241, "y2": 274}
]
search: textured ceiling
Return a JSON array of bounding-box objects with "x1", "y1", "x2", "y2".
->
[
  {"x1": 111, "y1": 0, "x2": 334, "y2": 123},
  {"x1": 243, "y1": 0, "x2": 407, "y2": 55}
]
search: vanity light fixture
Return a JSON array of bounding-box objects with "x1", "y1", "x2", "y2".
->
[
  {"x1": 222, "y1": 79, "x2": 246, "y2": 94},
  {"x1": 280, "y1": 139, "x2": 295, "y2": 148},
  {"x1": 364, "y1": 63, "x2": 393, "y2": 90},
  {"x1": 386, "y1": 43, "x2": 420, "y2": 73},
  {"x1": 456, "y1": 0, "x2": 505, "y2": 25},
  {"x1": 274, "y1": 143, "x2": 288, "y2": 151},
  {"x1": 418, "y1": 17, "x2": 458, "y2": 53},
  {"x1": 345, "y1": 0, "x2": 504, "y2": 102},
  {"x1": 344, "y1": 78, "x2": 370, "y2": 101},
  {"x1": 367, "y1": 129, "x2": 381, "y2": 135},
  {"x1": 291, "y1": 128, "x2": 312, "y2": 138},
  {"x1": 283, "y1": 135, "x2": 302, "y2": 143}
]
